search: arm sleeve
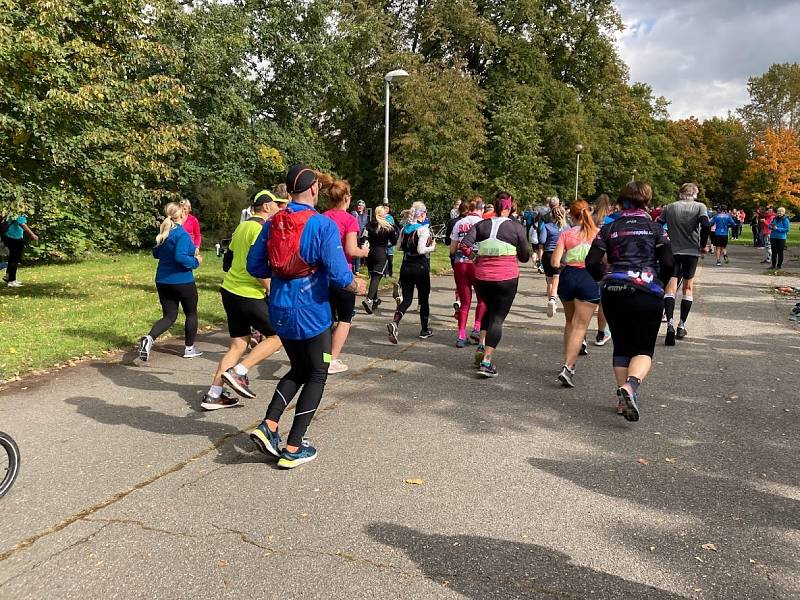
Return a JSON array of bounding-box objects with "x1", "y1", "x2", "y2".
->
[
  {"x1": 539, "y1": 224, "x2": 548, "y2": 245},
  {"x1": 699, "y1": 214, "x2": 710, "y2": 249},
  {"x1": 416, "y1": 227, "x2": 436, "y2": 255},
  {"x1": 585, "y1": 244, "x2": 606, "y2": 281},
  {"x1": 319, "y1": 220, "x2": 355, "y2": 290},
  {"x1": 176, "y1": 234, "x2": 200, "y2": 270},
  {"x1": 246, "y1": 223, "x2": 271, "y2": 280}
]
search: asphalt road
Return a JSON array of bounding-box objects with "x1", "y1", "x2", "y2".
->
[{"x1": 0, "y1": 245, "x2": 797, "y2": 599}]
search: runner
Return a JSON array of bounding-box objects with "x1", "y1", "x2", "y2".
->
[
  {"x1": 552, "y1": 200, "x2": 599, "y2": 388},
  {"x1": 138, "y1": 202, "x2": 203, "y2": 362},
  {"x1": 350, "y1": 199, "x2": 369, "y2": 273},
  {"x1": 362, "y1": 205, "x2": 399, "y2": 314},
  {"x1": 320, "y1": 175, "x2": 370, "y2": 374},
  {"x1": 709, "y1": 205, "x2": 738, "y2": 266},
  {"x1": 446, "y1": 200, "x2": 469, "y2": 316},
  {"x1": 657, "y1": 183, "x2": 710, "y2": 345},
  {"x1": 246, "y1": 164, "x2": 365, "y2": 469},
  {"x1": 201, "y1": 191, "x2": 283, "y2": 410},
  {"x1": 591, "y1": 194, "x2": 613, "y2": 346},
  {"x1": 179, "y1": 199, "x2": 202, "y2": 253},
  {"x1": 539, "y1": 206, "x2": 569, "y2": 317},
  {"x1": 769, "y1": 207, "x2": 791, "y2": 270},
  {"x1": 387, "y1": 202, "x2": 436, "y2": 343},
  {"x1": 586, "y1": 181, "x2": 674, "y2": 421},
  {"x1": 383, "y1": 202, "x2": 397, "y2": 277},
  {"x1": 459, "y1": 192, "x2": 530, "y2": 378},
  {"x1": 759, "y1": 206, "x2": 775, "y2": 264},
  {"x1": 1, "y1": 214, "x2": 38, "y2": 287},
  {"x1": 449, "y1": 198, "x2": 486, "y2": 348}
]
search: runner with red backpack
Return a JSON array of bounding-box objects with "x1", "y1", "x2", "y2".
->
[{"x1": 246, "y1": 164, "x2": 366, "y2": 469}]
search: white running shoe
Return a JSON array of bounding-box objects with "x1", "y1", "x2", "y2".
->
[
  {"x1": 138, "y1": 335, "x2": 153, "y2": 362},
  {"x1": 183, "y1": 346, "x2": 204, "y2": 358},
  {"x1": 328, "y1": 359, "x2": 349, "y2": 374},
  {"x1": 547, "y1": 298, "x2": 557, "y2": 318},
  {"x1": 7, "y1": 280, "x2": 22, "y2": 288}
]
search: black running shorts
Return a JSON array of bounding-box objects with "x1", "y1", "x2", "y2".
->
[
  {"x1": 542, "y1": 251, "x2": 561, "y2": 278},
  {"x1": 710, "y1": 233, "x2": 729, "y2": 248},
  {"x1": 220, "y1": 287, "x2": 275, "y2": 338},
  {"x1": 329, "y1": 285, "x2": 356, "y2": 324},
  {"x1": 672, "y1": 254, "x2": 699, "y2": 280}
]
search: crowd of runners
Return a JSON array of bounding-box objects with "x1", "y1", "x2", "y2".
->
[{"x1": 128, "y1": 164, "x2": 796, "y2": 469}]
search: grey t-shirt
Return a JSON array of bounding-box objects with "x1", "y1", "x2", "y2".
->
[{"x1": 660, "y1": 200, "x2": 707, "y2": 256}]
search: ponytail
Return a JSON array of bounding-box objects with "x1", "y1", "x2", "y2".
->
[
  {"x1": 568, "y1": 200, "x2": 597, "y2": 241},
  {"x1": 316, "y1": 172, "x2": 351, "y2": 208},
  {"x1": 374, "y1": 205, "x2": 392, "y2": 232},
  {"x1": 155, "y1": 202, "x2": 182, "y2": 246}
]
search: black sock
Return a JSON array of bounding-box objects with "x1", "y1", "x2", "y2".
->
[
  {"x1": 664, "y1": 295, "x2": 675, "y2": 324},
  {"x1": 679, "y1": 297, "x2": 693, "y2": 324},
  {"x1": 625, "y1": 376, "x2": 641, "y2": 394}
]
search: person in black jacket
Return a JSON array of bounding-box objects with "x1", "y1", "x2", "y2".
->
[{"x1": 362, "y1": 205, "x2": 399, "y2": 314}]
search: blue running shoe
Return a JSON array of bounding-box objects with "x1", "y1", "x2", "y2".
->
[
  {"x1": 456, "y1": 337, "x2": 467, "y2": 348},
  {"x1": 277, "y1": 440, "x2": 317, "y2": 469},
  {"x1": 469, "y1": 329, "x2": 481, "y2": 343},
  {"x1": 250, "y1": 422, "x2": 281, "y2": 458},
  {"x1": 474, "y1": 344, "x2": 485, "y2": 367},
  {"x1": 618, "y1": 386, "x2": 640, "y2": 422},
  {"x1": 477, "y1": 361, "x2": 498, "y2": 378}
]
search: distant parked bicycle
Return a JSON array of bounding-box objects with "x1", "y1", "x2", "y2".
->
[{"x1": 0, "y1": 431, "x2": 20, "y2": 497}]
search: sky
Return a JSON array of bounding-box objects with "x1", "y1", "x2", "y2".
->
[{"x1": 615, "y1": 0, "x2": 800, "y2": 121}]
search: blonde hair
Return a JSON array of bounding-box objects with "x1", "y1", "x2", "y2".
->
[
  {"x1": 374, "y1": 205, "x2": 392, "y2": 232},
  {"x1": 156, "y1": 202, "x2": 182, "y2": 246},
  {"x1": 551, "y1": 206, "x2": 567, "y2": 228}
]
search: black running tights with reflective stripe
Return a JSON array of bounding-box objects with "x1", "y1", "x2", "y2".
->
[
  {"x1": 474, "y1": 277, "x2": 518, "y2": 348},
  {"x1": 148, "y1": 282, "x2": 199, "y2": 346},
  {"x1": 394, "y1": 259, "x2": 430, "y2": 330},
  {"x1": 265, "y1": 329, "x2": 331, "y2": 447}
]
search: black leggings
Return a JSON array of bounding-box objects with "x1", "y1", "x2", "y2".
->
[
  {"x1": 474, "y1": 278, "x2": 518, "y2": 348},
  {"x1": 601, "y1": 283, "x2": 663, "y2": 367},
  {"x1": 148, "y1": 282, "x2": 199, "y2": 346},
  {"x1": 771, "y1": 238, "x2": 786, "y2": 269},
  {"x1": 367, "y1": 273, "x2": 383, "y2": 302},
  {"x1": 1, "y1": 236, "x2": 24, "y2": 282},
  {"x1": 265, "y1": 329, "x2": 331, "y2": 447},
  {"x1": 394, "y1": 260, "x2": 430, "y2": 329}
]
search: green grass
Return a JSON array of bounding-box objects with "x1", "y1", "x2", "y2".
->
[
  {"x1": 729, "y1": 225, "x2": 800, "y2": 246},
  {"x1": 0, "y1": 246, "x2": 453, "y2": 381}
]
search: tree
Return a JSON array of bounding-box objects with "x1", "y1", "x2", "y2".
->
[
  {"x1": 739, "y1": 63, "x2": 800, "y2": 134},
  {"x1": 702, "y1": 116, "x2": 749, "y2": 205},
  {"x1": 736, "y1": 128, "x2": 800, "y2": 210}
]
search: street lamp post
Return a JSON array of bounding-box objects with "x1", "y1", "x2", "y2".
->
[
  {"x1": 631, "y1": 168, "x2": 637, "y2": 183},
  {"x1": 384, "y1": 69, "x2": 409, "y2": 204},
  {"x1": 574, "y1": 144, "x2": 583, "y2": 201}
]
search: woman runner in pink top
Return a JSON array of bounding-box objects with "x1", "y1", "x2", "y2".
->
[{"x1": 180, "y1": 200, "x2": 202, "y2": 251}]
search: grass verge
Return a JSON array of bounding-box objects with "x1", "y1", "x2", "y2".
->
[{"x1": 0, "y1": 246, "x2": 453, "y2": 381}]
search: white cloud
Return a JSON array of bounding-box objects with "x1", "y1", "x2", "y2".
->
[{"x1": 615, "y1": 0, "x2": 800, "y2": 120}]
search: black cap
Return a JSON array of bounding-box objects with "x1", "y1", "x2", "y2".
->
[{"x1": 286, "y1": 164, "x2": 317, "y2": 195}]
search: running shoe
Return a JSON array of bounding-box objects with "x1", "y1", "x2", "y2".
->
[
  {"x1": 374, "y1": 298, "x2": 382, "y2": 307},
  {"x1": 362, "y1": 298, "x2": 374, "y2": 315},
  {"x1": 183, "y1": 346, "x2": 204, "y2": 358},
  {"x1": 138, "y1": 335, "x2": 153, "y2": 362},
  {"x1": 594, "y1": 329, "x2": 611, "y2": 346},
  {"x1": 201, "y1": 390, "x2": 240, "y2": 411},
  {"x1": 558, "y1": 365, "x2": 576, "y2": 388},
  {"x1": 456, "y1": 338, "x2": 467, "y2": 348},
  {"x1": 547, "y1": 298, "x2": 557, "y2": 318},
  {"x1": 328, "y1": 359, "x2": 349, "y2": 374},
  {"x1": 665, "y1": 324, "x2": 676, "y2": 346},
  {"x1": 477, "y1": 361, "x2": 498, "y2": 378},
  {"x1": 250, "y1": 422, "x2": 281, "y2": 458},
  {"x1": 7, "y1": 280, "x2": 22, "y2": 288},
  {"x1": 387, "y1": 322, "x2": 399, "y2": 344},
  {"x1": 222, "y1": 368, "x2": 256, "y2": 398},
  {"x1": 474, "y1": 344, "x2": 485, "y2": 367},
  {"x1": 618, "y1": 386, "x2": 640, "y2": 422},
  {"x1": 715, "y1": 261, "x2": 721, "y2": 267},
  {"x1": 676, "y1": 325, "x2": 687, "y2": 340},
  {"x1": 615, "y1": 388, "x2": 625, "y2": 416},
  {"x1": 469, "y1": 329, "x2": 481, "y2": 343},
  {"x1": 537, "y1": 264, "x2": 545, "y2": 274},
  {"x1": 419, "y1": 328, "x2": 434, "y2": 339},
  {"x1": 392, "y1": 282, "x2": 402, "y2": 306},
  {"x1": 724, "y1": 254, "x2": 729, "y2": 264},
  {"x1": 277, "y1": 440, "x2": 317, "y2": 469},
  {"x1": 579, "y1": 340, "x2": 589, "y2": 356}
]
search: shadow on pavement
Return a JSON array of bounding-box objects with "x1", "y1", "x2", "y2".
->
[{"x1": 366, "y1": 523, "x2": 684, "y2": 599}]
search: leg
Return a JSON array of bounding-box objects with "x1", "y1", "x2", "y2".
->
[
  {"x1": 178, "y1": 282, "x2": 199, "y2": 347},
  {"x1": 394, "y1": 267, "x2": 416, "y2": 322},
  {"x1": 265, "y1": 338, "x2": 310, "y2": 431},
  {"x1": 564, "y1": 300, "x2": 595, "y2": 369},
  {"x1": 480, "y1": 279, "x2": 518, "y2": 362},
  {"x1": 561, "y1": 300, "x2": 575, "y2": 357},
  {"x1": 148, "y1": 284, "x2": 180, "y2": 340},
  {"x1": 285, "y1": 330, "x2": 332, "y2": 449},
  {"x1": 211, "y1": 337, "x2": 249, "y2": 386},
  {"x1": 367, "y1": 273, "x2": 382, "y2": 302},
  {"x1": 453, "y1": 263, "x2": 472, "y2": 338},
  {"x1": 3, "y1": 237, "x2": 24, "y2": 282},
  {"x1": 241, "y1": 335, "x2": 282, "y2": 370},
  {"x1": 330, "y1": 323, "x2": 351, "y2": 360},
  {"x1": 679, "y1": 277, "x2": 695, "y2": 327},
  {"x1": 329, "y1": 286, "x2": 355, "y2": 361},
  {"x1": 417, "y1": 268, "x2": 431, "y2": 331}
]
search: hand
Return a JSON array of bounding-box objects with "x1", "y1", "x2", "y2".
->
[
  {"x1": 196, "y1": 255, "x2": 204, "y2": 264},
  {"x1": 354, "y1": 275, "x2": 367, "y2": 295},
  {"x1": 30, "y1": 233, "x2": 39, "y2": 242}
]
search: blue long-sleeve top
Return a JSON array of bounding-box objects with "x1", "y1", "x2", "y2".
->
[
  {"x1": 710, "y1": 213, "x2": 738, "y2": 237},
  {"x1": 247, "y1": 202, "x2": 354, "y2": 340},
  {"x1": 769, "y1": 215, "x2": 791, "y2": 240},
  {"x1": 152, "y1": 224, "x2": 199, "y2": 285}
]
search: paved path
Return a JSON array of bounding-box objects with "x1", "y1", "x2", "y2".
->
[{"x1": 0, "y1": 245, "x2": 798, "y2": 599}]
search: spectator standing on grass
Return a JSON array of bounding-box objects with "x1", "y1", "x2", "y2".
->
[
  {"x1": 751, "y1": 210, "x2": 762, "y2": 247},
  {"x1": 138, "y1": 203, "x2": 203, "y2": 362},
  {"x1": 769, "y1": 207, "x2": 791, "y2": 270},
  {"x1": 450, "y1": 198, "x2": 462, "y2": 220},
  {"x1": 179, "y1": 200, "x2": 202, "y2": 252},
  {"x1": 760, "y1": 206, "x2": 775, "y2": 264},
  {"x1": 1, "y1": 214, "x2": 38, "y2": 288}
]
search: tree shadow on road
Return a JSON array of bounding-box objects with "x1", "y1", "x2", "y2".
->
[{"x1": 366, "y1": 522, "x2": 684, "y2": 599}]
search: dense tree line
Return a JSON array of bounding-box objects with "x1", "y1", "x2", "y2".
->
[{"x1": 1, "y1": 0, "x2": 798, "y2": 260}]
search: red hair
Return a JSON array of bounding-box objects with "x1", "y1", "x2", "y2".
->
[{"x1": 569, "y1": 200, "x2": 597, "y2": 240}]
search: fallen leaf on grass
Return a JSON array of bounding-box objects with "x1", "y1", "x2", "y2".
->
[
  {"x1": 701, "y1": 543, "x2": 718, "y2": 552},
  {"x1": 636, "y1": 458, "x2": 649, "y2": 466},
  {"x1": 404, "y1": 477, "x2": 425, "y2": 485}
]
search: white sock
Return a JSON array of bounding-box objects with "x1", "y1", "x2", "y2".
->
[
  {"x1": 208, "y1": 385, "x2": 223, "y2": 398},
  {"x1": 234, "y1": 363, "x2": 248, "y2": 376}
]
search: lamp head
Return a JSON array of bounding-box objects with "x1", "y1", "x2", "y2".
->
[
  {"x1": 575, "y1": 144, "x2": 584, "y2": 154},
  {"x1": 385, "y1": 69, "x2": 409, "y2": 82}
]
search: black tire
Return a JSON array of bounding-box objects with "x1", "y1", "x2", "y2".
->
[{"x1": 0, "y1": 431, "x2": 20, "y2": 498}]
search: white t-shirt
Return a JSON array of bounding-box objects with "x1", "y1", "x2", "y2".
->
[{"x1": 450, "y1": 214, "x2": 482, "y2": 263}]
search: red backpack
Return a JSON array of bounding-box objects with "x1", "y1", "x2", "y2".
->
[{"x1": 267, "y1": 208, "x2": 318, "y2": 279}]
